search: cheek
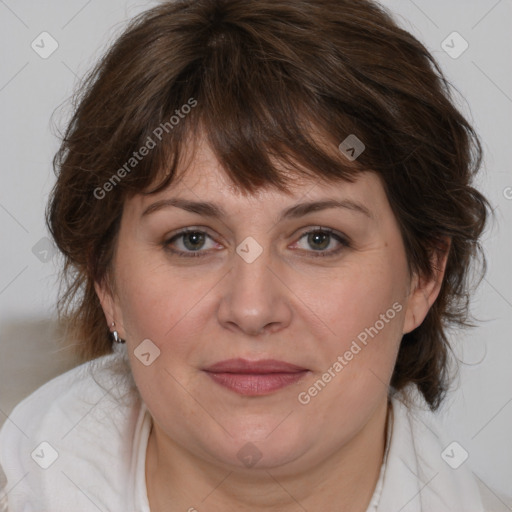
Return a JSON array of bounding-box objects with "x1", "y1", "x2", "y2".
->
[
  {"x1": 114, "y1": 254, "x2": 227, "y2": 382},
  {"x1": 293, "y1": 260, "x2": 406, "y2": 422},
  {"x1": 307, "y1": 258, "x2": 406, "y2": 348},
  {"x1": 117, "y1": 261, "x2": 203, "y2": 344},
  {"x1": 296, "y1": 255, "x2": 408, "y2": 415},
  {"x1": 115, "y1": 264, "x2": 206, "y2": 412}
]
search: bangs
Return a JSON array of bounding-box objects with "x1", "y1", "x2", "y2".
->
[
  {"x1": 112, "y1": 6, "x2": 373, "y2": 200},
  {"x1": 144, "y1": 92, "x2": 364, "y2": 199},
  {"x1": 49, "y1": 0, "x2": 490, "y2": 409}
]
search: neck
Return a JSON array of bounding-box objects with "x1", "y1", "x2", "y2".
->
[{"x1": 146, "y1": 398, "x2": 390, "y2": 512}]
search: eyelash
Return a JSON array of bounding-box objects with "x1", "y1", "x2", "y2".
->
[{"x1": 163, "y1": 227, "x2": 351, "y2": 259}]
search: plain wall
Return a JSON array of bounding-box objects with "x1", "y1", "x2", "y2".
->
[{"x1": 0, "y1": 0, "x2": 511, "y2": 497}]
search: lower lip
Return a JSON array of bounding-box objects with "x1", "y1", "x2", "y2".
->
[{"x1": 204, "y1": 371, "x2": 308, "y2": 396}]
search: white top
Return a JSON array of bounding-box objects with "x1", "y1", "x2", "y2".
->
[{"x1": 0, "y1": 351, "x2": 510, "y2": 512}]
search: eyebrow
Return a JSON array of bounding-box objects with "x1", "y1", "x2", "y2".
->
[{"x1": 141, "y1": 197, "x2": 374, "y2": 222}]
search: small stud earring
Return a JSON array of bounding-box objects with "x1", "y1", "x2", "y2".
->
[{"x1": 111, "y1": 322, "x2": 125, "y2": 344}]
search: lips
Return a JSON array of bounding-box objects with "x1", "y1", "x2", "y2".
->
[
  {"x1": 203, "y1": 358, "x2": 309, "y2": 396},
  {"x1": 204, "y1": 358, "x2": 308, "y2": 374}
]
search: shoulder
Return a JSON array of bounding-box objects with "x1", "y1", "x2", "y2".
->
[
  {"x1": 476, "y1": 477, "x2": 512, "y2": 512},
  {"x1": 0, "y1": 352, "x2": 143, "y2": 511},
  {"x1": 388, "y1": 386, "x2": 512, "y2": 512},
  {"x1": 0, "y1": 351, "x2": 137, "y2": 443}
]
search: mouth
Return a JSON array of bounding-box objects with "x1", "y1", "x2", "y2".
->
[{"x1": 202, "y1": 358, "x2": 310, "y2": 396}]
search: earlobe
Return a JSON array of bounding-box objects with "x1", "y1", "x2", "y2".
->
[{"x1": 402, "y1": 237, "x2": 451, "y2": 334}]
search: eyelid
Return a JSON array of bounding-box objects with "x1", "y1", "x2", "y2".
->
[
  {"x1": 163, "y1": 226, "x2": 351, "y2": 258},
  {"x1": 163, "y1": 227, "x2": 220, "y2": 256},
  {"x1": 295, "y1": 225, "x2": 348, "y2": 241},
  {"x1": 291, "y1": 227, "x2": 351, "y2": 257}
]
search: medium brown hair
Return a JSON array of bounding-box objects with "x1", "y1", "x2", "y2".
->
[{"x1": 47, "y1": 0, "x2": 491, "y2": 410}]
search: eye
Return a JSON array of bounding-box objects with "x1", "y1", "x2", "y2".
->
[
  {"x1": 292, "y1": 227, "x2": 350, "y2": 257},
  {"x1": 163, "y1": 228, "x2": 218, "y2": 258},
  {"x1": 163, "y1": 226, "x2": 350, "y2": 258}
]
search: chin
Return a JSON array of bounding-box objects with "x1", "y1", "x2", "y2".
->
[{"x1": 202, "y1": 418, "x2": 308, "y2": 470}]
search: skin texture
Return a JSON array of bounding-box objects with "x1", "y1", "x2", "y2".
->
[{"x1": 96, "y1": 138, "x2": 449, "y2": 512}]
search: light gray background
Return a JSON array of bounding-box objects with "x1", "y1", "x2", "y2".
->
[{"x1": 0, "y1": 0, "x2": 511, "y2": 497}]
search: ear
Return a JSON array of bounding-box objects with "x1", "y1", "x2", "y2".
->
[
  {"x1": 94, "y1": 277, "x2": 126, "y2": 338},
  {"x1": 402, "y1": 237, "x2": 451, "y2": 335}
]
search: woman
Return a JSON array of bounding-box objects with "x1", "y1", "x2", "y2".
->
[{"x1": 0, "y1": 0, "x2": 509, "y2": 510}]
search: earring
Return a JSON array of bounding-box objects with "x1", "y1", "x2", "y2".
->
[{"x1": 111, "y1": 322, "x2": 125, "y2": 344}]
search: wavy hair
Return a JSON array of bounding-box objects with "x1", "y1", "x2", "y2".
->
[{"x1": 47, "y1": 0, "x2": 491, "y2": 410}]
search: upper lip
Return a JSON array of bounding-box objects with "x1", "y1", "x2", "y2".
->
[{"x1": 203, "y1": 358, "x2": 308, "y2": 374}]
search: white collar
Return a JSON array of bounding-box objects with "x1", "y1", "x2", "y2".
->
[{"x1": 374, "y1": 387, "x2": 485, "y2": 512}]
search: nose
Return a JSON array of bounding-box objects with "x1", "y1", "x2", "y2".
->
[{"x1": 216, "y1": 241, "x2": 292, "y2": 337}]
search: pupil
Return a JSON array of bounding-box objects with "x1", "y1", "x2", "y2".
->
[
  {"x1": 309, "y1": 232, "x2": 329, "y2": 250},
  {"x1": 184, "y1": 232, "x2": 205, "y2": 250}
]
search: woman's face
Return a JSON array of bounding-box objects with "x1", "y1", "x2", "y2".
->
[{"x1": 97, "y1": 138, "x2": 443, "y2": 472}]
